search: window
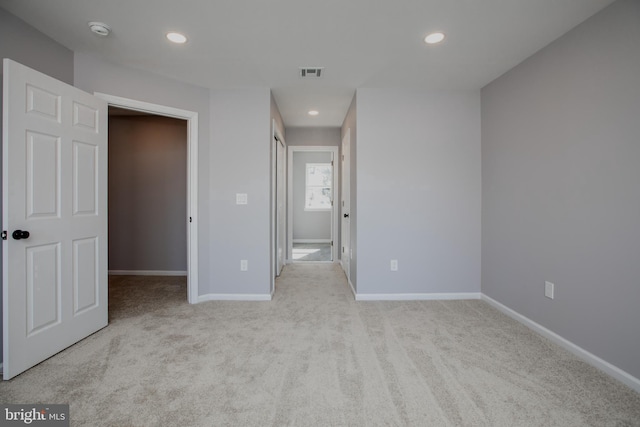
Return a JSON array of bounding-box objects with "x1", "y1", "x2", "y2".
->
[{"x1": 305, "y1": 163, "x2": 332, "y2": 211}]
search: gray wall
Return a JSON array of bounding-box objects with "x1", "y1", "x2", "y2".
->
[
  {"x1": 0, "y1": 8, "x2": 74, "y2": 85},
  {"x1": 356, "y1": 88, "x2": 481, "y2": 295},
  {"x1": 481, "y1": 0, "x2": 640, "y2": 379},
  {"x1": 341, "y1": 96, "x2": 357, "y2": 289},
  {"x1": 292, "y1": 151, "x2": 332, "y2": 241},
  {"x1": 0, "y1": 5, "x2": 75, "y2": 367},
  {"x1": 108, "y1": 115, "x2": 187, "y2": 272},
  {"x1": 285, "y1": 127, "x2": 341, "y2": 147},
  {"x1": 209, "y1": 88, "x2": 272, "y2": 295}
]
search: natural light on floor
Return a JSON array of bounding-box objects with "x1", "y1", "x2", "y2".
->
[{"x1": 292, "y1": 248, "x2": 321, "y2": 260}]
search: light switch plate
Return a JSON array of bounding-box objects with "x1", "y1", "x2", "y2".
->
[
  {"x1": 236, "y1": 193, "x2": 248, "y2": 205},
  {"x1": 545, "y1": 281, "x2": 555, "y2": 299}
]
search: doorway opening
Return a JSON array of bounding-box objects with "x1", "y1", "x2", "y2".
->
[
  {"x1": 287, "y1": 146, "x2": 339, "y2": 263},
  {"x1": 97, "y1": 93, "x2": 199, "y2": 304}
]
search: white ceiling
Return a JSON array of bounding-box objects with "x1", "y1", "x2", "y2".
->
[{"x1": 1, "y1": 0, "x2": 615, "y2": 127}]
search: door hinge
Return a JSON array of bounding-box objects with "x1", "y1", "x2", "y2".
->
[
  {"x1": 189, "y1": 217, "x2": 192, "y2": 223},
  {"x1": 331, "y1": 241, "x2": 333, "y2": 246},
  {"x1": 1, "y1": 231, "x2": 6, "y2": 240},
  {"x1": 331, "y1": 160, "x2": 334, "y2": 167}
]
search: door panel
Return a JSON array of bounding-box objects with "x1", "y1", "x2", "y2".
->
[
  {"x1": 73, "y1": 141, "x2": 98, "y2": 215},
  {"x1": 26, "y1": 243, "x2": 61, "y2": 336},
  {"x1": 3, "y1": 59, "x2": 108, "y2": 380},
  {"x1": 73, "y1": 237, "x2": 99, "y2": 315},
  {"x1": 27, "y1": 131, "x2": 61, "y2": 218},
  {"x1": 26, "y1": 84, "x2": 61, "y2": 121},
  {"x1": 72, "y1": 101, "x2": 99, "y2": 132}
]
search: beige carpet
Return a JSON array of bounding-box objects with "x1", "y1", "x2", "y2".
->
[{"x1": 1, "y1": 264, "x2": 639, "y2": 426}]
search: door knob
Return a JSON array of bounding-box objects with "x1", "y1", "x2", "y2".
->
[
  {"x1": 12, "y1": 230, "x2": 30, "y2": 240},
  {"x1": 343, "y1": 213, "x2": 349, "y2": 218}
]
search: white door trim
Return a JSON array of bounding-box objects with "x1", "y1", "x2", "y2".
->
[
  {"x1": 94, "y1": 93, "x2": 199, "y2": 304},
  {"x1": 341, "y1": 130, "x2": 351, "y2": 279},
  {"x1": 287, "y1": 145, "x2": 339, "y2": 263},
  {"x1": 271, "y1": 119, "x2": 286, "y2": 295}
]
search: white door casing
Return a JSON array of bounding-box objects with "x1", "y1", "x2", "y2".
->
[
  {"x1": 94, "y1": 93, "x2": 199, "y2": 304},
  {"x1": 2, "y1": 59, "x2": 108, "y2": 379},
  {"x1": 271, "y1": 121, "x2": 286, "y2": 293},
  {"x1": 329, "y1": 150, "x2": 335, "y2": 262},
  {"x1": 286, "y1": 146, "x2": 339, "y2": 263},
  {"x1": 341, "y1": 131, "x2": 351, "y2": 279},
  {"x1": 276, "y1": 136, "x2": 286, "y2": 275}
]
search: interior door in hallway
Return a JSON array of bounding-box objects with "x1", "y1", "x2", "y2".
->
[
  {"x1": 2, "y1": 59, "x2": 108, "y2": 379},
  {"x1": 341, "y1": 131, "x2": 351, "y2": 279}
]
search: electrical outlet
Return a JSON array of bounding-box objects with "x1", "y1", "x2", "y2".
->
[
  {"x1": 545, "y1": 281, "x2": 554, "y2": 299},
  {"x1": 390, "y1": 259, "x2": 398, "y2": 271},
  {"x1": 240, "y1": 260, "x2": 248, "y2": 271}
]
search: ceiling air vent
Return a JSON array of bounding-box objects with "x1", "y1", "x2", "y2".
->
[{"x1": 299, "y1": 67, "x2": 324, "y2": 78}]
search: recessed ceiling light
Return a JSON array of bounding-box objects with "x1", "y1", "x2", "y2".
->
[
  {"x1": 88, "y1": 22, "x2": 111, "y2": 36},
  {"x1": 308, "y1": 110, "x2": 319, "y2": 116},
  {"x1": 424, "y1": 32, "x2": 445, "y2": 44},
  {"x1": 166, "y1": 32, "x2": 187, "y2": 44}
]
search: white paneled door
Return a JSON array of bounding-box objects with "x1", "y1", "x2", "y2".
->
[{"x1": 2, "y1": 59, "x2": 108, "y2": 379}]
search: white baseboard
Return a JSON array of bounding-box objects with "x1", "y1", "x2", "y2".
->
[
  {"x1": 197, "y1": 293, "x2": 272, "y2": 302},
  {"x1": 355, "y1": 292, "x2": 481, "y2": 301},
  {"x1": 481, "y1": 294, "x2": 640, "y2": 394},
  {"x1": 340, "y1": 263, "x2": 356, "y2": 298},
  {"x1": 108, "y1": 270, "x2": 187, "y2": 276},
  {"x1": 347, "y1": 278, "x2": 356, "y2": 299},
  {"x1": 292, "y1": 239, "x2": 331, "y2": 244}
]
